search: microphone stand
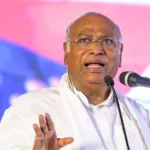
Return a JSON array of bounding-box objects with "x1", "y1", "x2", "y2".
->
[{"x1": 104, "y1": 76, "x2": 130, "y2": 150}]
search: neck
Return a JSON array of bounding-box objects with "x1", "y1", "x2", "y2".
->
[
  {"x1": 69, "y1": 76, "x2": 110, "y2": 105},
  {"x1": 86, "y1": 87, "x2": 110, "y2": 105}
]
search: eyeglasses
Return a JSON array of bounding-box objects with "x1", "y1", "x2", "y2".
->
[{"x1": 68, "y1": 37, "x2": 120, "y2": 50}]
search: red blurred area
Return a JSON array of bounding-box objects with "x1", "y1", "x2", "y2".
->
[{"x1": 0, "y1": 1, "x2": 150, "y2": 93}]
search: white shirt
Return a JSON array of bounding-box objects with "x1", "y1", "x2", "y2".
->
[
  {"x1": 74, "y1": 88, "x2": 143, "y2": 150},
  {"x1": 0, "y1": 73, "x2": 150, "y2": 150},
  {"x1": 76, "y1": 89, "x2": 117, "y2": 149}
]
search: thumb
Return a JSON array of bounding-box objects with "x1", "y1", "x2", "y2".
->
[{"x1": 57, "y1": 137, "x2": 74, "y2": 148}]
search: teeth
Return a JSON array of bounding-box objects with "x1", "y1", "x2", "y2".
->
[
  {"x1": 89, "y1": 64, "x2": 100, "y2": 68},
  {"x1": 85, "y1": 63, "x2": 104, "y2": 67}
]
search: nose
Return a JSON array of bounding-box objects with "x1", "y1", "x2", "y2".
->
[{"x1": 89, "y1": 42, "x2": 105, "y2": 55}]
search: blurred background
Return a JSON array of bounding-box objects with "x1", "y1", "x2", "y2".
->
[{"x1": 0, "y1": 0, "x2": 150, "y2": 120}]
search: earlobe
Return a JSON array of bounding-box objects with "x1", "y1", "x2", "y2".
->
[
  {"x1": 119, "y1": 44, "x2": 123, "y2": 67},
  {"x1": 64, "y1": 54, "x2": 68, "y2": 65},
  {"x1": 63, "y1": 42, "x2": 68, "y2": 65}
]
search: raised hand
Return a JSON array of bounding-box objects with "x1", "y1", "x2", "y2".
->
[{"x1": 33, "y1": 113, "x2": 74, "y2": 150}]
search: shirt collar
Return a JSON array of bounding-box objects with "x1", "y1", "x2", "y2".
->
[
  {"x1": 60, "y1": 73, "x2": 115, "y2": 109},
  {"x1": 72, "y1": 80, "x2": 114, "y2": 109}
]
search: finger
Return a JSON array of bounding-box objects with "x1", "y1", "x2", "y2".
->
[
  {"x1": 33, "y1": 124, "x2": 44, "y2": 150},
  {"x1": 45, "y1": 113, "x2": 56, "y2": 138},
  {"x1": 39, "y1": 115, "x2": 49, "y2": 135},
  {"x1": 58, "y1": 137, "x2": 74, "y2": 148},
  {"x1": 33, "y1": 124, "x2": 44, "y2": 140},
  {"x1": 45, "y1": 113, "x2": 54, "y2": 131},
  {"x1": 45, "y1": 113, "x2": 58, "y2": 149}
]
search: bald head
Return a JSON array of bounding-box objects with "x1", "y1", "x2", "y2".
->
[
  {"x1": 66, "y1": 12, "x2": 122, "y2": 45},
  {"x1": 63, "y1": 11, "x2": 123, "y2": 96}
]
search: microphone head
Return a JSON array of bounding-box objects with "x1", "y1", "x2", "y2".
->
[
  {"x1": 104, "y1": 76, "x2": 114, "y2": 87},
  {"x1": 119, "y1": 71, "x2": 141, "y2": 87}
]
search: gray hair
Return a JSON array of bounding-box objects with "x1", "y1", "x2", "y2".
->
[
  {"x1": 65, "y1": 12, "x2": 122, "y2": 52},
  {"x1": 65, "y1": 23, "x2": 72, "y2": 52}
]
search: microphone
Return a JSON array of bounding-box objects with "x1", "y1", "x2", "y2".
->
[
  {"x1": 119, "y1": 71, "x2": 150, "y2": 87},
  {"x1": 104, "y1": 76, "x2": 130, "y2": 150}
]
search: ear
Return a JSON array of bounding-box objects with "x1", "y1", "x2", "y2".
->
[
  {"x1": 63, "y1": 42, "x2": 69, "y2": 65},
  {"x1": 119, "y1": 44, "x2": 123, "y2": 67}
]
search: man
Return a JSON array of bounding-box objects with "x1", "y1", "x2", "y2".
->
[{"x1": 0, "y1": 12, "x2": 150, "y2": 150}]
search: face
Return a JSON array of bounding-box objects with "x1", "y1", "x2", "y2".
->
[{"x1": 64, "y1": 14, "x2": 123, "y2": 88}]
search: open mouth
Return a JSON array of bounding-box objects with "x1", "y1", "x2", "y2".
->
[{"x1": 84, "y1": 62, "x2": 105, "y2": 68}]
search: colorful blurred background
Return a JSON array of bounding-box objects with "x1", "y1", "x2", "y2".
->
[{"x1": 0, "y1": 0, "x2": 150, "y2": 120}]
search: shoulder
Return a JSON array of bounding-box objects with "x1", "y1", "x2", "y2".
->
[
  {"x1": 0, "y1": 86, "x2": 65, "y2": 134},
  {"x1": 116, "y1": 88, "x2": 148, "y2": 110},
  {"x1": 122, "y1": 91, "x2": 149, "y2": 112},
  {"x1": 2, "y1": 87, "x2": 62, "y2": 119},
  {"x1": 15, "y1": 86, "x2": 60, "y2": 105},
  {"x1": 117, "y1": 90, "x2": 150, "y2": 124}
]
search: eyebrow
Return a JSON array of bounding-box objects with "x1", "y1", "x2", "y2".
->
[
  {"x1": 77, "y1": 34, "x2": 114, "y2": 39},
  {"x1": 77, "y1": 34, "x2": 93, "y2": 38}
]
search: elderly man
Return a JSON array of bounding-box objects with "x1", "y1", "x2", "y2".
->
[{"x1": 0, "y1": 12, "x2": 150, "y2": 150}]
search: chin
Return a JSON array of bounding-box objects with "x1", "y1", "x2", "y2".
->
[
  {"x1": 87, "y1": 74, "x2": 104, "y2": 81},
  {"x1": 86, "y1": 78, "x2": 105, "y2": 84}
]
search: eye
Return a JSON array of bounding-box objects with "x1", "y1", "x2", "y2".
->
[
  {"x1": 103, "y1": 38, "x2": 115, "y2": 45},
  {"x1": 77, "y1": 37, "x2": 92, "y2": 44}
]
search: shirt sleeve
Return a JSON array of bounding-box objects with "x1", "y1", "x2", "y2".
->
[{"x1": 0, "y1": 108, "x2": 35, "y2": 150}]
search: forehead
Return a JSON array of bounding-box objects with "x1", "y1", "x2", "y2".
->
[{"x1": 70, "y1": 14, "x2": 119, "y2": 39}]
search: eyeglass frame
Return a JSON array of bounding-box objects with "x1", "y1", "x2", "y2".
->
[{"x1": 67, "y1": 36, "x2": 122, "y2": 50}]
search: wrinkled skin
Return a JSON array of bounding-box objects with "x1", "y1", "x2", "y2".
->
[{"x1": 64, "y1": 13, "x2": 123, "y2": 104}]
